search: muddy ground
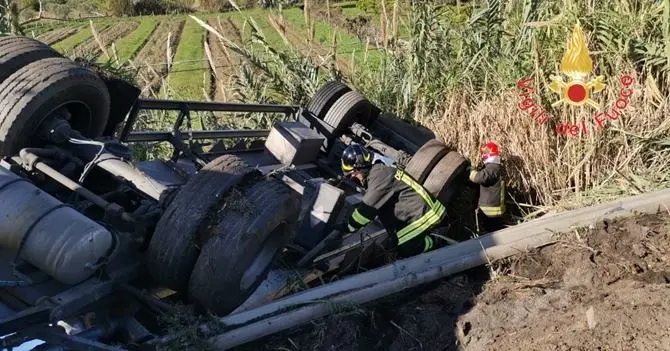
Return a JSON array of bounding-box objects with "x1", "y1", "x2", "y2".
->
[{"x1": 235, "y1": 211, "x2": 670, "y2": 351}]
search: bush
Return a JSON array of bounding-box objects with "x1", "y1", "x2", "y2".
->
[
  {"x1": 133, "y1": 0, "x2": 195, "y2": 14},
  {"x1": 105, "y1": 0, "x2": 134, "y2": 16},
  {"x1": 51, "y1": 3, "x2": 70, "y2": 18},
  {"x1": 199, "y1": 0, "x2": 228, "y2": 12},
  {"x1": 236, "y1": 0, "x2": 258, "y2": 8},
  {"x1": 356, "y1": 0, "x2": 394, "y2": 13},
  {"x1": 18, "y1": 0, "x2": 39, "y2": 12}
]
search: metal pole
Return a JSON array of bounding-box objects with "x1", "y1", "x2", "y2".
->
[
  {"x1": 118, "y1": 102, "x2": 140, "y2": 142},
  {"x1": 124, "y1": 130, "x2": 270, "y2": 143},
  {"x1": 63, "y1": 148, "x2": 168, "y2": 202},
  {"x1": 193, "y1": 187, "x2": 670, "y2": 349},
  {"x1": 137, "y1": 98, "x2": 299, "y2": 114},
  {"x1": 13, "y1": 153, "x2": 135, "y2": 223},
  {"x1": 208, "y1": 247, "x2": 488, "y2": 350},
  {"x1": 38, "y1": 118, "x2": 170, "y2": 202}
]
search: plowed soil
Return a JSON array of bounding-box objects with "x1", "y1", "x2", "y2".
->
[
  {"x1": 268, "y1": 15, "x2": 352, "y2": 74},
  {"x1": 237, "y1": 211, "x2": 670, "y2": 351},
  {"x1": 133, "y1": 20, "x2": 185, "y2": 93},
  {"x1": 74, "y1": 21, "x2": 139, "y2": 57},
  {"x1": 36, "y1": 26, "x2": 80, "y2": 45},
  {"x1": 207, "y1": 18, "x2": 241, "y2": 102}
]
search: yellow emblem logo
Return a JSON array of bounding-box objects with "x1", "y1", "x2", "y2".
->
[{"x1": 547, "y1": 24, "x2": 606, "y2": 108}]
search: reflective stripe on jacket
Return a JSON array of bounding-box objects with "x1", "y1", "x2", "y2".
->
[
  {"x1": 393, "y1": 168, "x2": 446, "y2": 245},
  {"x1": 469, "y1": 162, "x2": 505, "y2": 217},
  {"x1": 346, "y1": 164, "x2": 447, "y2": 246}
]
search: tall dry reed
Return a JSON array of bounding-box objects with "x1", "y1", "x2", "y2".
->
[{"x1": 351, "y1": 0, "x2": 670, "y2": 213}]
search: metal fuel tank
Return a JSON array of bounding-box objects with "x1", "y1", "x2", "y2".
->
[{"x1": 0, "y1": 166, "x2": 113, "y2": 285}]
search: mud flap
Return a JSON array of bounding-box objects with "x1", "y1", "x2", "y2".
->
[{"x1": 102, "y1": 78, "x2": 141, "y2": 137}]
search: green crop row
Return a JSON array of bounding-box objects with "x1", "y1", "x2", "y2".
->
[
  {"x1": 281, "y1": 7, "x2": 383, "y2": 70},
  {"x1": 165, "y1": 18, "x2": 208, "y2": 103},
  {"x1": 51, "y1": 19, "x2": 114, "y2": 53},
  {"x1": 103, "y1": 17, "x2": 160, "y2": 64}
]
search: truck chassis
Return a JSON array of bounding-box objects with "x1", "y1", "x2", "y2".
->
[{"x1": 0, "y1": 36, "x2": 470, "y2": 350}]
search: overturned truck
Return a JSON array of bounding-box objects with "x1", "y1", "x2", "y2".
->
[{"x1": 0, "y1": 36, "x2": 471, "y2": 350}]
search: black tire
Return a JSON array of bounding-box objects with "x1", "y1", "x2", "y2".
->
[
  {"x1": 0, "y1": 36, "x2": 62, "y2": 85},
  {"x1": 188, "y1": 176, "x2": 301, "y2": 315},
  {"x1": 306, "y1": 80, "x2": 351, "y2": 120},
  {"x1": 147, "y1": 154, "x2": 252, "y2": 293},
  {"x1": 405, "y1": 139, "x2": 448, "y2": 184},
  {"x1": 423, "y1": 151, "x2": 470, "y2": 205},
  {"x1": 323, "y1": 91, "x2": 379, "y2": 136},
  {"x1": 0, "y1": 57, "x2": 110, "y2": 156}
]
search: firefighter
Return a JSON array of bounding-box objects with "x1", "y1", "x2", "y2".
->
[
  {"x1": 468, "y1": 141, "x2": 507, "y2": 233},
  {"x1": 337, "y1": 144, "x2": 454, "y2": 258}
]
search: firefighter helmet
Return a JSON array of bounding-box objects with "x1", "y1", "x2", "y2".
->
[
  {"x1": 480, "y1": 142, "x2": 500, "y2": 163},
  {"x1": 341, "y1": 144, "x2": 373, "y2": 174}
]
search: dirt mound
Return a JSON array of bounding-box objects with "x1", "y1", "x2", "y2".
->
[
  {"x1": 207, "y1": 18, "x2": 240, "y2": 101},
  {"x1": 462, "y1": 212, "x2": 670, "y2": 351},
  {"x1": 236, "y1": 212, "x2": 670, "y2": 351}
]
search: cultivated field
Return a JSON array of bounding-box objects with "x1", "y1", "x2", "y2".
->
[{"x1": 22, "y1": 3, "x2": 382, "y2": 102}]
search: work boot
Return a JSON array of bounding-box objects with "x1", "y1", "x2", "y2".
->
[{"x1": 429, "y1": 224, "x2": 458, "y2": 249}]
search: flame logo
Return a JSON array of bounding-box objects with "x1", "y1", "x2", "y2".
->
[
  {"x1": 548, "y1": 23, "x2": 606, "y2": 108},
  {"x1": 560, "y1": 24, "x2": 593, "y2": 76}
]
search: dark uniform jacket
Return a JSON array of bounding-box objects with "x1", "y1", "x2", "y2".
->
[
  {"x1": 346, "y1": 164, "x2": 431, "y2": 238},
  {"x1": 469, "y1": 162, "x2": 505, "y2": 217}
]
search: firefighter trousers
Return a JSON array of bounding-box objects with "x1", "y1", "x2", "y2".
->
[
  {"x1": 390, "y1": 224, "x2": 455, "y2": 258},
  {"x1": 476, "y1": 208, "x2": 507, "y2": 233}
]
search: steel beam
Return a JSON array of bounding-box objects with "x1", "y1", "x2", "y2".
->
[
  {"x1": 124, "y1": 130, "x2": 270, "y2": 143},
  {"x1": 137, "y1": 99, "x2": 299, "y2": 114},
  {"x1": 47, "y1": 261, "x2": 143, "y2": 321},
  {"x1": 60, "y1": 144, "x2": 169, "y2": 202},
  {"x1": 312, "y1": 228, "x2": 388, "y2": 266},
  {"x1": 0, "y1": 261, "x2": 143, "y2": 336},
  {"x1": 0, "y1": 306, "x2": 50, "y2": 335},
  {"x1": 13, "y1": 153, "x2": 135, "y2": 224},
  {"x1": 118, "y1": 102, "x2": 141, "y2": 142}
]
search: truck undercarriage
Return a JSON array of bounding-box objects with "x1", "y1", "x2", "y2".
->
[{"x1": 0, "y1": 36, "x2": 472, "y2": 350}]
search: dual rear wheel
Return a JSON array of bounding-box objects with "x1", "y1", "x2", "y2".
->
[
  {"x1": 146, "y1": 154, "x2": 302, "y2": 315},
  {"x1": 306, "y1": 81, "x2": 470, "y2": 206}
]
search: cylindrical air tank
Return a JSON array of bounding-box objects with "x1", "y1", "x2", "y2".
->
[{"x1": 0, "y1": 166, "x2": 113, "y2": 285}]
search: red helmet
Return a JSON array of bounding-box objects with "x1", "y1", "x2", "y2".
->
[{"x1": 480, "y1": 142, "x2": 500, "y2": 162}]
